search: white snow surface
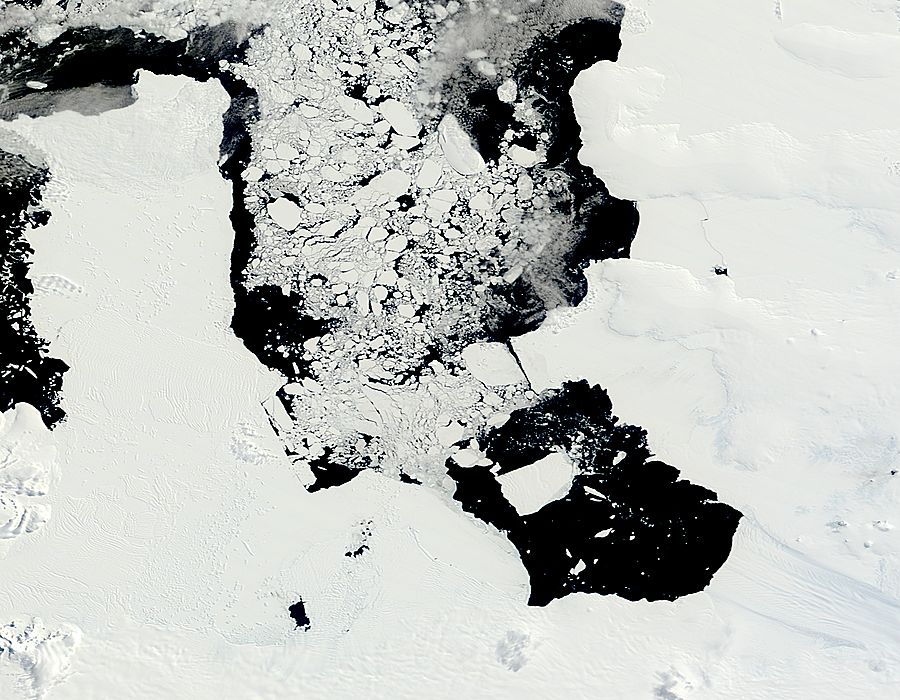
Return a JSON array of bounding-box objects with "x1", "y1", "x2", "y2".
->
[
  {"x1": 1, "y1": 0, "x2": 900, "y2": 698},
  {"x1": 0, "y1": 404, "x2": 55, "y2": 542},
  {"x1": 0, "y1": 617, "x2": 82, "y2": 700},
  {"x1": 0, "y1": 70, "x2": 573, "y2": 700}
]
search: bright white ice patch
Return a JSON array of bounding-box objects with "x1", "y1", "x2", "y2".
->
[
  {"x1": 0, "y1": 618, "x2": 81, "y2": 699},
  {"x1": 461, "y1": 341, "x2": 525, "y2": 387},
  {"x1": 0, "y1": 403, "x2": 54, "y2": 541},
  {"x1": 438, "y1": 113, "x2": 485, "y2": 175},
  {"x1": 267, "y1": 197, "x2": 303, "y2": 231},
  {"x1": 497, "y1": 452, "x2": 574, "y2": 516},
  {"x1": 378, "y1": 98, "x2": 420, "y2": 137}
]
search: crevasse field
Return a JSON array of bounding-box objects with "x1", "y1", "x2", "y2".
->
[{"x1": 1, "y1": 0, "x2": 899, "y2": 698}]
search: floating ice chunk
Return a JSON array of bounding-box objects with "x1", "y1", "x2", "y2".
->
[
  {"x1": 26, "y1": 80, "x2": 48, "y2": 90},
  {"x1": 356, "y1": 288, "x2": 370, "y2": 315},
  {"x1": 378, "y1": 98, "x2": 420, "y2": 136},
  {"x1": 474, "y1": 234, "x2": 501, "y2": 254},
  {"x1": 428, "y1": 188, "x2": 458, "y2": 213},
  {"x1": 392, "y1": 134, "x2": 420, "y2": 150},
  {"x1": 367, "y1": 226, "x2": 389, "y2": 242},
  {"x1": 318, "y1": 219, "x2": 343, "y2": 237},
  {"x1": 497, "y1": 79, "x2": 517, "y2": 103},
  {"x1": 571, "y1": 559, "x2": 586, "y2": 575},
  {"x1": 339, "y1": 268, "x2": 360, "y2": 284},
  {"x1": 452, "y1": 447, "x2": 485, "y2": 467},
  {"x1": 275, "y1": 142, "x2": 300, "y2": 161},
  {"x1": 508, "y1": 145, "x2": 539, "y2": 167},
  {"x1": 461, "y1": 342, "x2": 525, "y2": 386},
  {"x1": 486, "y1": 412, "x2": 509, "y2": 428},
  {"x1": 243, "y1": 165, "x2": 263, "y2": 182},
  {"x1": 352, "y1": 169, "x2": 411, "y2": 205},
  {"x1": 267, "y1": 197, "x2": 303, "y2": 231},
  {"x1": 416, "y1": 158, "x2": 442, "y2": 189},
  {"x1": 337, "y1": 95, "x2": 374, "y2": 124},
  {"x1": 469, "y1": 190, "x2": 493, "y2": 210},
  {"x1": 516, "y1": 173, "x2": 534, "y2": 200},
  {"x1": 262, "y1": 393, "x2": 293, "y2": 433},
  {"x1": 436, "y1": 420, "x2": 465, "y2": 446},
  {"x1": 291, "y1": 44, "x2": 312, "y2": 62},
  {"x1": 497, "y1": 452, "x2": 575, "y2": 516},
  {"x1": 385, "y1": 235, "x2": 408, "y2": 253},
  {"x1": 348, "y1": 216, "x2": 375, "y2": 238},
  {"x1": 438, "y1": 114, "x2": 485, "y2": 175},
  {"x1": 502, "y1": 265, "x2": 523, "y2": 283},
  {"x1": 476, "y1": 60, "x2": 497, "y2": 77},
  {"x1": 384, "y1": 3, "x2": 409, "y2": 24},
  {"x1": 376, "y1": 269, "x2": 398, "y2": 286},
  {"x1": 321, "y1": 164, "x2": 347, "y2": 182}
]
